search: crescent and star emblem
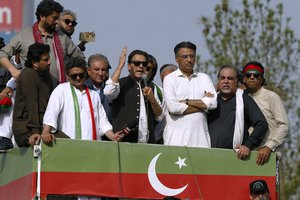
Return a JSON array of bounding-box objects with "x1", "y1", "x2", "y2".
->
[{"x1": 147, "y1": 152, "x2": 189, "y2": 196}]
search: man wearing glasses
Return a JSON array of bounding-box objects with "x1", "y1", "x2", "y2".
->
[
  {"x1": 104, "y1": 48, "x2": 163, "y2": 144},
  {"x1": 243, "y1": 61, "x2": 289, "y2": 165},
  {"x1": 0, "y1": 0, "x2": 84, "y2": 85},
  {"x1": 57, "y1": 10, "x2": 77, "y2": 38},
  {"x1": 163, "y1": 41, "x2": 217, "y2": 147},
  {"x1": 41, "y1": 57, "x2": 122, "y2": 145},
  {"x1": 58, "y1": 9, "x2": 86, "y2": 52}
]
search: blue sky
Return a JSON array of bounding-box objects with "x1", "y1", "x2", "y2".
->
[{"x1": 31, "y1": 0, "x2": 300, "y2": 85}]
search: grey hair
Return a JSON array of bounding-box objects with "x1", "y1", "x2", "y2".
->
[
  {"x1": 60, "y1": 9, "x2": 77, "y2": 21},
  {"x1": 87, "y1": 54, "x2": 110, "y2": 69},
  {"x1": 217, "y1": 64, "x2": 239, "y2": 79}
]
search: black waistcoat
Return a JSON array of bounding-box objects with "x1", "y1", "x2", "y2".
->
[{"x1": 112, "y1": 75, "x2": 156, "y2": 143}]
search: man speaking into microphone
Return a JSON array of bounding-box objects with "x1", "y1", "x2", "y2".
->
[{"x1": 104, "y1": 48, "x2": 163, "y2": 144}]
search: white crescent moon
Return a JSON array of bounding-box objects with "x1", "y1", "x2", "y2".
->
[{"x1": 147, "y1": 153, "x2": 188, "y2": 196}]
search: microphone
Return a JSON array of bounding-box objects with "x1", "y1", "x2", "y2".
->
[
  {"x1": 142, "y1": 74, "x2": 148, "y2": 88},
  {"x1": 121, "y1": 121, "x2": 137, "y2": 135}
]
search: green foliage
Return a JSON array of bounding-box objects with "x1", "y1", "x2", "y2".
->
[{"x1": 199, "y1": 0, "x2": 300, "y2": 198}]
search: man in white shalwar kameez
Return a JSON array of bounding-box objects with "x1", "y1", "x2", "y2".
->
[
  {"x1": 43, "y1": 81, "x2": 113, "y2": 140},
  {"x1": 163, "y1": 41, "x2": 217, "y2": 148},
  {"x1": 42, "y1": 57, "x2": 123, "y2": 200},
  {"x1": 42, "y1": 57, "x2": 122, "y2": 143}
]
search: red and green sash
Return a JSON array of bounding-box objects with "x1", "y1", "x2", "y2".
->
[
  {"x1": 70, "y1": 85, "x2": 97, "y2": 140},
  {"x1": 32, "y1": 22, "x2": 65, "y2": 83}
]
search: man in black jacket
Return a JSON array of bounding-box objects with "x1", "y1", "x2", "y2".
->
[
  {"x1": 13, "y1": 43, "x2": 53, "y2": 147},
  {"x1": 104, "y1": 47, "x2": 163, "y2": 144},
  {"x1": 208, "y1": 65, "x2": 268, "y2": 160}
]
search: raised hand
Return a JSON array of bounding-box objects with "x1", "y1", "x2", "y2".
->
[{"x1": 118, "y1": 46, "x2": 127, "y2": 68}]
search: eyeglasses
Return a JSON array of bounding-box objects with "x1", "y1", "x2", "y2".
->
[
  {"x1": 245, "y1": 72, "x2": 261, "y2": 78},
  {"x1": 131, "y1": 61, "x2": 148, "y2": 67},
  {"x1": 178, "y1": 54, "x2": 195, "y2": 59},
  {"x1": 69, "y1": 73, "x2": 85, "y2": 80},
  {"x1": 64, "y1": 19, "x2": 78, "y2": 27}
]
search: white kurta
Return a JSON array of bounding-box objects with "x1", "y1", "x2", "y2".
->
[
  {"x1": 43, "y1": 82, "x2": 112, "y2": 140},
  {"x1": 163, "y1": 70, "x2": 217, "y2": 147},
  {"x1": 0, "y1": 78, "x2": 18, "y2": 139}
]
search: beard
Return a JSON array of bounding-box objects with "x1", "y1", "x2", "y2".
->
[
  {"x1": 220, "y1": 88, "x2": 231, "y2": 94},
  {"x1": 61, "y1": 28, "x2": 74, "y2": 38},
  {"x1": 43, "y1": 21, "x2": 56, "y2": 34}
]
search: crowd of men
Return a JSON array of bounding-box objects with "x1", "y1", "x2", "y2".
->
[{"x1": 0, "y1": 0, "x2": 289, "y2": 199}]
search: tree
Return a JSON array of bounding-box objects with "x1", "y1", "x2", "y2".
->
[{"x1": 198, "y1": 0, "x2": 300, "y2": 199}]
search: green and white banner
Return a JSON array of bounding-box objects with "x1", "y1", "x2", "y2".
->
[{"x1": 0, "y1": 139, "x2": 277, "y2": 199}]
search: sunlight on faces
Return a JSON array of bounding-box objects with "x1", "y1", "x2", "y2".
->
[
  {"x1": 59, "y1": 14, "x2": 76, "y2": 36},
  {"x1": 218, "y1": 68, "x2": 238, "y2": 95},
  {"x1": 67, "y1": 67, "x2": 86, "y2": 91},
  {"x1": 176, "y1": 48, "x2": 195, "y2": 75},
  {"x1": 32, "y1": 53, "x2": 51, "y2": 72},
  {"x1": 128, "y1": 54, "x2": 147, "y2": 80},
  {"x1": 42, "y1": 11, "x2": 60, "y2": 33},
  {"x1": 87, "y1": 60, "x2": 108, "y2": 87},
  {"x1": 243, "y1": 71, "x2": 263, "y2": 93}
]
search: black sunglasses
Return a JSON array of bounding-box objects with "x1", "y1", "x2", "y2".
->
[
  {"x1": 69, "y1": 73, "x2": 85, "y2": 80},
  {"x1": 131, "y1": 61, "x2": 148, "y2": 67},
  {"x1": 245, "y1": 72, "x2": 261, "y2": 78},
  {"x1": 64, "y1": 19, "x2": 78, "y2": 27}
]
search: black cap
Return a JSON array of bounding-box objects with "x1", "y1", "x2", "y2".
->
[{"x1": 250, "y1": 180, "x2": 269, "y2": 194}]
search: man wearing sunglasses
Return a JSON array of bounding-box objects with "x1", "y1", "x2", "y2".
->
[
  {"x1": 243, "y1": 61, "x2": 289, "y2": 165},
  {"x1": 58, "y1": 10, "x2": 77, "y2": 38},
  {"x1": 42, "y1": 57, "x2": 123, "y2": 146},
  {"x1": 0, "y1": 0, "x2": 84, "y2": 86},
  {"x1": 58, "y1": 9, "x2": 86, "y2": 52},
  {"x1": 208, "y1": 65, "x2": 267, "y2": 160},
  {"x1": 104, "y1": 48, "x2": 163, "y2": 144}
]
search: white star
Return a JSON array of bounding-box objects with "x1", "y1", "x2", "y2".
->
[{"x1": 175, "y1": 156, "x2": 187, "y2": 169}]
